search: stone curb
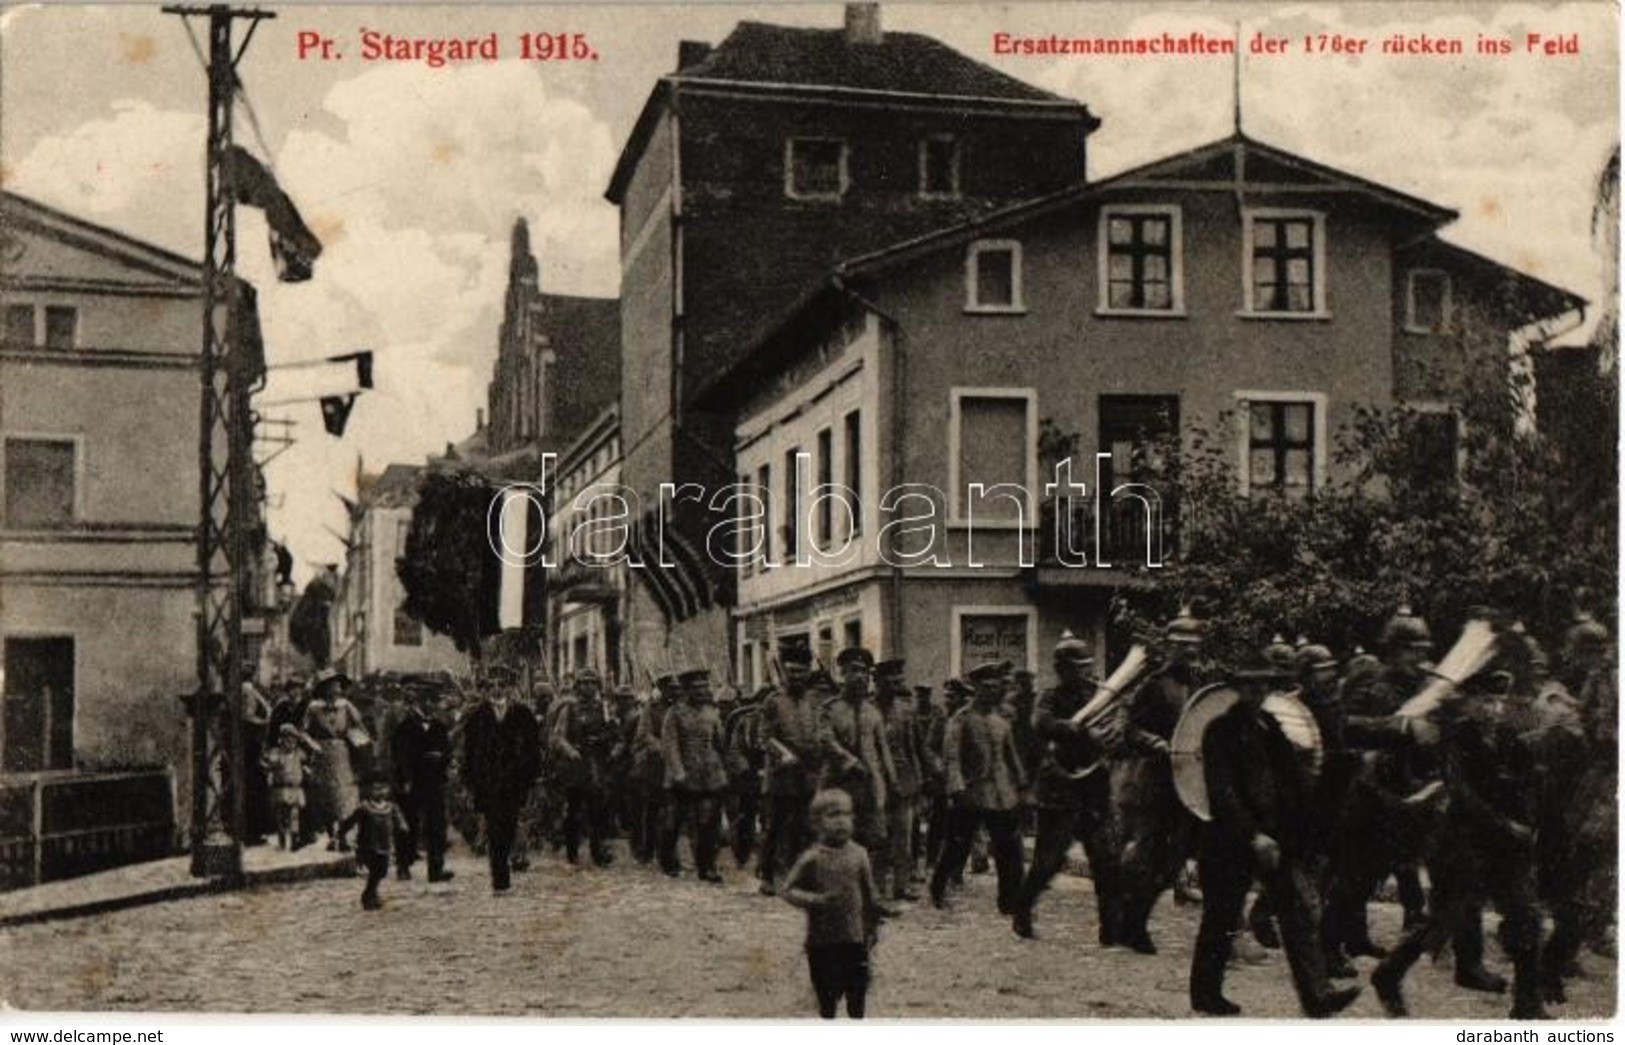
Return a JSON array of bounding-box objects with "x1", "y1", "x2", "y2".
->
[{"x1": 0, "y1": 856, "x2": 355, "y2": 930}]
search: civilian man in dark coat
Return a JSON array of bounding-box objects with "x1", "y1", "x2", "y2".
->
[
  {"x1": 757, "y1": 644, "x2": 823, "y2": 894},
  {"x1": 390, "y1": 679, "x2": 455, "y2": 882},
  {"x1": 461, "y1": 664, "x2": 541, "y2": 893},
  {"x1": 930, "y1": 660, "x2": 1026, "y2": 914},
  {"x1": 1190, "y1": 659, "x2": 1360, "y2": 1018}
]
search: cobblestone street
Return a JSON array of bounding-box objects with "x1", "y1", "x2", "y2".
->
[{"x1": 2, "y1": 843, "x2": 1614, "y2": 1019}]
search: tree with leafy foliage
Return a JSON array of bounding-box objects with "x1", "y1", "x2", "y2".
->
[
  {"x1": 288, "y1": 571, "x2": 335, "y2": 667},
  {"x1": 1113, "y1": 347, "x2": 1615, "y2": 665},
  {"x1": 397, "y1": 468, "x2": 501, "y2": 657}
]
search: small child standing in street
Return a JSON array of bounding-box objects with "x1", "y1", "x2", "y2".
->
[
  {"x1": 262, "y1": 723, "x2": 311, "y2": 850},
  {"x1": 781, "y1": 788, "x2": 885, "y2": 1019},
  {"x1": 339, "y1": 771, "x2": 409, "y2": 910}
]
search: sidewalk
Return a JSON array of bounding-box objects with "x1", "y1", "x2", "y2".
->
[{"x1": 0, "y1": 844, "x2": 354, "y2": 928}]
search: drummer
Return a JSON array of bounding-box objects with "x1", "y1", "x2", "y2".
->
[{"x1": 1188, "y1": 653, "x2": 1360, "y2": 1019}]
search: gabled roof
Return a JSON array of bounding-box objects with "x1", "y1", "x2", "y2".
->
[
  {"x1": 1399, "y1": 236, "x2": 1585, "y2": 322},
  {"x1": 680, "y1": 21, "x2": 1072, "y2": 103},
  {"x1": 542, "y1": 292, "x2": 621, "y2": 440},
  {"x1": 607, "y1": 20, "x2": 1092, "y2": 203},
  {"x1": 836, "y1": 132, "x2": 1459, "y2": 279},
  {"x1": 1, "y1": 190, "x2": 202, "y2": 289}
]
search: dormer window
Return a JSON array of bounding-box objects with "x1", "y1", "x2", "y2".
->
[
  {"x1": 786, "y1": 138, "x2": 847, "y2": 200},
  {"x1": 1243, "y1": 210, "x2": 1327, "y2": 317},
  {"x1": 1098, "y1": 205, "x2": 1183, "y2": 314},
  {"x1": 1406, "y1": 269, "x2": 1452, "y2": 333},
  {"x1": 965, "y1": 240, "x2": 1024, "y2": 314},
  {"x1": 919, "y1": 135, "x2": 960, "y2": 198}
]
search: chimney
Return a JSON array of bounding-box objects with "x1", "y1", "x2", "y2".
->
[
  {"x1": 677, "y1": 40, "x2": 711, "y2": 70},
  {"x1": 844, "y1": 3, "x2": 882, "y2": 45}
]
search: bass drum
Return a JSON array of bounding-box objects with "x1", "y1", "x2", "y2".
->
[{"x1": 1170, "y1": 683, "x2": 1324, "y2": 821}]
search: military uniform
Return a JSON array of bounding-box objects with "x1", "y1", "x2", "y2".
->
[
  {"x1": 1372, "y1": 693, "x2": 1549, "y2": 1019},
  {"x1": 662, "y1": 671, "x2": 728, "y2": 881},
  {"x1": 723, "y1": 689, "x2": 767, "y2": 868},
  {"x1": 930, "y1": 663, "x2": 1026, "y2": 914},
  {"x1": 758, "y1": 663, "x2": 824, "y2": 889},
  {"x1": 1191, "y1": 669, "x2": 1357, "y2": 1018},
  {"x1": 1012, "y1": 666, "x2": 1122, "y2": 942},
  {"x1": 876, "y1": 659, "x2": 924, "y2": 901},
  {"x1": 819, "y1": 649, "x2": 897, "y2": 887},
  {"x1": 549, "y1": 676, "x2": 620, "y2": 866},
  {"x1": 633, "y1": 681, "x2": 682, "y2": 873}
]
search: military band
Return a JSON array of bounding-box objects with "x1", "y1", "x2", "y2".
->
[{"x1": 315, "y1": 598, "x2": 1615, "y2": 1020}]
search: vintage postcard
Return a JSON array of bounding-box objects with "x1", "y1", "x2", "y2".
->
[{"x1": 0, "y1": 0, "x2": 1617, "y2": 1023}]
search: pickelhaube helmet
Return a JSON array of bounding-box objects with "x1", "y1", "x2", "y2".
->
[
  {"x1": 1295, "y1": 641, "x2": 1338, "y2": 673},
  {"x1": 1379, "y1": 605, "x2": 1433, "y2": 651},
  {"x1": 1344, "y1": 645, "x2": 1381, "y2": 682},
  {"x1": 1053, "y1": 629, "x2": 1094, "y2": 665},
  {"x1": 1165, "y1": 605, "x2": 1204, "y2": 646},
  {"x1": 1263, "y1": 634, "x2": 1297, "y2": 670},
  {"x1": 1564, "y1": 612, "x2": 1611, "y2": 654}
]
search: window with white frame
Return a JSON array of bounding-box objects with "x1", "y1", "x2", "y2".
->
[
  {"x1": 951, "y1": 390, "x2": 1036, "y2": 523},
  {"x1": 1244, "y1": 211, "x2": 1325, "y2": 315},
  {"x1": 919, "y1": 135, "x2": 960, "y2": 198},
  {"x1": 965, "y1": 240, "x2": 1023, "y2": 313},
  {"x1": 816, "y1": 426, "x2": 834, "y2": 550},
  {"x1": 1406, "y1": 269, "x2": 1452, "y2": 333},
  {"x1": 2, "y1": 437, "x2": 77, "y2": 528},
  {"x1": 786, "y1": 138, "x2": 847, "y2": 200},
  {"x1": 757, "y1": 462, "x2": 773, "y2": 568},
  {"x1": 1237, "y1": 394, "x2": 1325, "y2": 499},
  {"x1": 1100, "y1": 206, "x2": 1182, "y2": 313},
  {"x1": 843, "y1": 409, "x2": 863, "y2": 538}
]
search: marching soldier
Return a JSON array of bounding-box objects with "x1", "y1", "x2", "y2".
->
[
  {"x1": 820, "y1": 648, "x2": 898, "y2": 892},
  {"x1": 633, "y1": 674, "x2": 684, "y2": 875},
  {"x1": 1371, "y1": 655, "x2": 1550, "y2": 1020},
  {"x1": 1541, "y1": 613, "x2": 1618, "y2": 996},
  {"x1": 550, "y1": 668, "x2": 619, "y2": 867},
  {"x1": 663, "y1": 668, "x2": 729, "y2": 882},
  {"x1": 909, "y1": 684, "x2": 939, "y2": 881},
  {"x1": 930, "y1": 661, "x2": 1026, "y2": 914},
  {"x1": 723, "y1": 684, "x2": 768, "y2": 869},
  {"x1": 1114, "y1": 608, "x2": 1207, "y2": 953},
  {"x1": 923, "y1": 679, "x2": 970, "y2": 873},
  {"x1": 875, "y1": 658, "x2": 924, "y2": 902},
  {"x1": 1190, "y1": 656, "x2": 1360, "y2": 1018},
  {"x1": 757, "y1": 644, "x2": 823, "y2": 894},
  {"x1": 390, "y1": 678, "x2": 455, "y2": 882},
  {"x1": 1011, "y1": 632, "x2": 1123, "y2": 942},
  {"x1": 1320, "y1": 608, "x2": 1451, "y2": 969}
]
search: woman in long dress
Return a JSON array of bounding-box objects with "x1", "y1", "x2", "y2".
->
[{"x1": 301, "y1": 668, "x2": 369, "y2": 850}]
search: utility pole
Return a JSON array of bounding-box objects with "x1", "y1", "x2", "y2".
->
[{"x1": 164, "y1": 4, "x2": 275, "y2": 879}]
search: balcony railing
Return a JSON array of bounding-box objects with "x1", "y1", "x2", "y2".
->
[{"x1": 1035, "y1": 492, "x2": 1178, "y2": 574}]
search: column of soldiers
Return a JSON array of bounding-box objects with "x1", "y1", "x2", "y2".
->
[{"x1": 375, "y1": 599, "x2": 1613, "y2": 1020}]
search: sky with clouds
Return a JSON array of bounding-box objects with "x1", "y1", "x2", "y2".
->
[{"x1": 1, "y1": 2, "x2": 1616, "y2": 580}]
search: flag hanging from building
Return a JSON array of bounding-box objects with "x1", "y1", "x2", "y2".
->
[
  {"x1": 223, "y1": 145, "x2": 323, "y2": 283},
  {"x1": 320, "y1": 394, "x2": 356, "y2": 437}
]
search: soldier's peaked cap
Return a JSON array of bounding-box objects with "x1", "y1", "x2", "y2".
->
[
  {"x1": 836, "y1": 647, "x2": 875, "y2": 669},
  {"x1": 966, "y1": 660, "x2": 1012, "y2": 684},
  {"x1": 655, "y1": 673, "x2": 680, "y2": 689},
  {"x1": 779, "y1": 643, "x2": 813, "y2": 665},
  {"x1": 874, "y1": 657, "x2": 905, "y2": 677},
  {"x1": 678, "y1": 668, "x2": 711, "y2": 687},
  {"x1": 574, "y1": 667, "x2": 601, "y2": 683},
  {"x1": 483, "y1": 664, "x2": 519, "y2": 685}
]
